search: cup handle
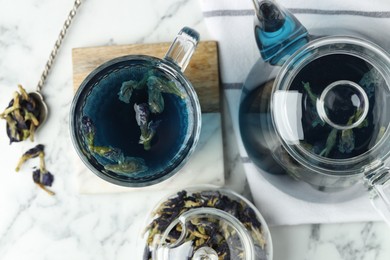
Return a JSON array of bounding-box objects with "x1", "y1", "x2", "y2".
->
[
  {"x1": 164, "y1": 27, "x2": 200, "y2": 72},
  {"x1": 365, "y1": 167, "x2": 390, "y2": 226}
]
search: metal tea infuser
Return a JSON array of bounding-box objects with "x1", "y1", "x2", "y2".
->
[{"x1": 1, "y1": 0, "x2": 82, "y2": 142}]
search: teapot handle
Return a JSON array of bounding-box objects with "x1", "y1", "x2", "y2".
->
[
  {"x1": 365, "y1": 167, "x2": 390, "y2": 226},
  {"x1": 164, "y1": 27, "x2": 200, "y2": 72}
]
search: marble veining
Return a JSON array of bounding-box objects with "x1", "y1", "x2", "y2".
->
[
  {"x1": 0, "y1": 0, "x2": 389, "y2": 259},
  {"x1": 304, "y1": 223, "x2": 384, "y2": 260}
]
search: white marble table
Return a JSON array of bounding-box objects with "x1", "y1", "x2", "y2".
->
[{"x1": 0, "y1": 0, "x2": 389, "y2": 259}]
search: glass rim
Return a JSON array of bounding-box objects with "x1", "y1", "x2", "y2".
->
[{"x1": 69, "y1": 55, "x2": 202, "y2": 187}]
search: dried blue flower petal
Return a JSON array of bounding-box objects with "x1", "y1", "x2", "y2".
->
[
  {"x1": 26, "y1": 144, "x2": 45, "y2": 156},
  {"x1": 143, "y1": 190, "x2": 266, "y2": 260},
  {"x1": 302, "y1": 82, "x2": 325, "y2": 128},
  {"x1": 147, "y1": 76, "x2": 185, "y2": 99},
  {"x1": 33, "y1": 169, "x2": 41, "y2": 184},
  {"x1": 359, "y1": 68, "x2": 381, "y2": 98},
  {"x1": 320, "y1": 128, "x2": 338, "y2": 157},
  {"x1": 104, "y1": 156, "x2": 148, "y2": 174},
  {"x1": 42, "y1": 172, "x2": 54, "y2": 187},
  {"x1": 118, "y1": 80, "x2": 139, "y2": 103},
  {"x1": 134, "y1": 103, "x2": 149, "y2": 127},
  {"x1": 139, "y1": 120, "x2": 161, "y2": 150},
  {"x1": 302, "y1": 82, "x2": 318, "y2": 107},
  {"x1": 5, "y1": 114, "x2": 20, "y2": 143},
  {"x1": 17, "y1": 146, "x2": 55, "y2": 195},
  {"x1": 101, "y1": 147, "x2": 122, "y2": 162},
  {"x1": 134, "y1": 103, "x2": 160, "y2": 150},
  {"x1": 147, "y1": 82, "x2": 164, "y2": 114},
  {"x1": 338, "y1": 129, "x2": 355, "y2": 153},
  {"x1": 32, "y1": 169, "x2": 54, "y2": 187},
  {"x1": 15, "y1": 144, "x2": 45, "y2": 171},
  {"x1": 81, "y1": 116, "x2": 96, "y2": 147},
  {"x1": 32, "y1": 169, "x2": 55, "y2": 196},
  {"x1": 91, "y1": 145, "x2": 120, "y2": 159}
]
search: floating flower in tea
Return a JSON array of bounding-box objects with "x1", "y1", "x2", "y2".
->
[
  {"x1": 302, "y1": 82, "x2": 325, "y2": 128},
  {"x1": 338, "y1": 109, "x2": 369, "y2": 154},
  {"x1": 147, "y1": 83, "x2": 165, "y2": 113},
  {"x1": 81, "y1": 116, "x2": 148, "y2": 175},
  {"x1": 118, "y1": 70, "x2": 185, "y2": 151},
  {"x1": 118, "y1": 79, "x2": 145, "y2": 104},
  {"x1": 134, "y1": 103, "x2": 161, "y2": 150},
  {"x1": 301, "y1": 78, "x2": 374, "y2": 158},
  {"x1": 147, "y1": 75, "x2": 185, "y2": 99},
  {"x1": 104, "y1": 155, "x2": 147, "y2": 175},
  {"x1": 359, "y1": 68, "x2": 383, "y2": 98}
]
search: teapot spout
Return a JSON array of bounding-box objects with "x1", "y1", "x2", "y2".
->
[{"x1": 253, "y1": 0, "x2": 309, "y2": 65}]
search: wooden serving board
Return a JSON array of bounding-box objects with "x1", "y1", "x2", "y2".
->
[
  {"x1": 71, "y1": 41, "x2": 224, "y2": 194},
  {"x1": 72, "y1": 41, "x2": 220, "y2": 113}
]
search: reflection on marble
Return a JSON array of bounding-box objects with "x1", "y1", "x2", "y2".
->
[{"x1": 0, "y1": 0, "x2": 389, "y2": 259}]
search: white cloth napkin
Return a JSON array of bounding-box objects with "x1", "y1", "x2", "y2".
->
[{"x1": 199, "y1": 0, "x2": 390, "y2": 226}]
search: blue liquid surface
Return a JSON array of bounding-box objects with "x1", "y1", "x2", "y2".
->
[{"x1": 80, "y1": 63, "x2": 191, "y2": 182}]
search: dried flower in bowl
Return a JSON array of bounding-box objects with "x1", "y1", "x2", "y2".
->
[{"x1": 142, "y1": 188, "x2": 273, "y2": 260}]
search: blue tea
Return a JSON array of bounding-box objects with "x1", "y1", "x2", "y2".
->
[
  {"x1": 289, "y1": 54, "x2": 381, "y2": 160},
  {"x1": 77, "y1": 59, "x2": 195, "y2": 184}
]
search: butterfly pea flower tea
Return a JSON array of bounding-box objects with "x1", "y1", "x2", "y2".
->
[{"x1": 70, "y1": 27, "x2": 201, "y2": 187}]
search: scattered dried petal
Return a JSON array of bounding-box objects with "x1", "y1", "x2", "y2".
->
[
  {"x1": 42, "y1": 172, "x2": 54, "y2": 187},
  {"x1": 15, "y1": 144, "x2": 45, "y2": 171}
]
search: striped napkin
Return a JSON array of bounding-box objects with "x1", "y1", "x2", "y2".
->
[{"x1": 200, "y1": 0, "x2": 390, "y2": 226}]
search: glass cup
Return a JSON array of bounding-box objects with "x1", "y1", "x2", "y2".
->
[{"x1": 70, "y1": 27, "x2": 201, "y2": 187}]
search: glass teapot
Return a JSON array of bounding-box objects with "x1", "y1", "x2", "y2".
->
[{"x1": 239, "y1": 0, "x2": 390, "y2": 224}]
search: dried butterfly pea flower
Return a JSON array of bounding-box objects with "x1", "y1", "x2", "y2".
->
[
  {"x1": 118, "y1": 79, "x2": 147, "y2": 104},
  {"x1": 32, "y1": 169, "x2": 55, "y2": 196},
  {"x1": 104, "y1": 156, "x2": 147, "y2": 175},
  {"x1": 134, "y1": 103, "x2": 149, "y2": 127},
  {"x1": 338, "y1": 109, "x2": 369, "y2": 154},
  {"x1": 81, "y1": 116, "x2": 96, "y2": 147},
  {"x1": 319, "y1": 128, "x2": 338, "y2": 157},
  {"x1": 143, "y1": 190, "x2": 267, "y2": 260},
  {"x1": 1, "y1": 85, "x2": 41, "y2": 143},
  {"x1": 16, "y1": 144, "x2": 55, "y2": 195},
  {"x1": 338, "y1": 129, "x2": 355, "y2": 153},
  {"x1": 147, "y1": 76, "x2": 185, "y2": 99},
  {"x1": 134, "y1": 103, "x2": 161, "y2": 150},
  {"x1": 81, "y1": 116, "x2": 148, "y2": 175},
  {"x1": 15, "y1": 144, "x2": 44, "y2": 171},
  {"x1": 302, "y1": 82, "x2": 325, "y2": 128},
  {"x1": 41, "y1": 171, "x2": 54, "y2": 186},
  {"x1": 117, "y1": 66, "x2": 154, "y2": 103},
  {"x1": 359, "y1": 68, "x2": 381, "y2": 99},
  {"x1": 147, "y1": 81, "x2": 165, "y2": 114}
]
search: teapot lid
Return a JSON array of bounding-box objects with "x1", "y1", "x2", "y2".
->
[
  {"x1": 271, "y1": 36, "x2": 390, "y2": 175},
  {"x1": 142, "y1": 188, "x2": 271, "y2": 260}
]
